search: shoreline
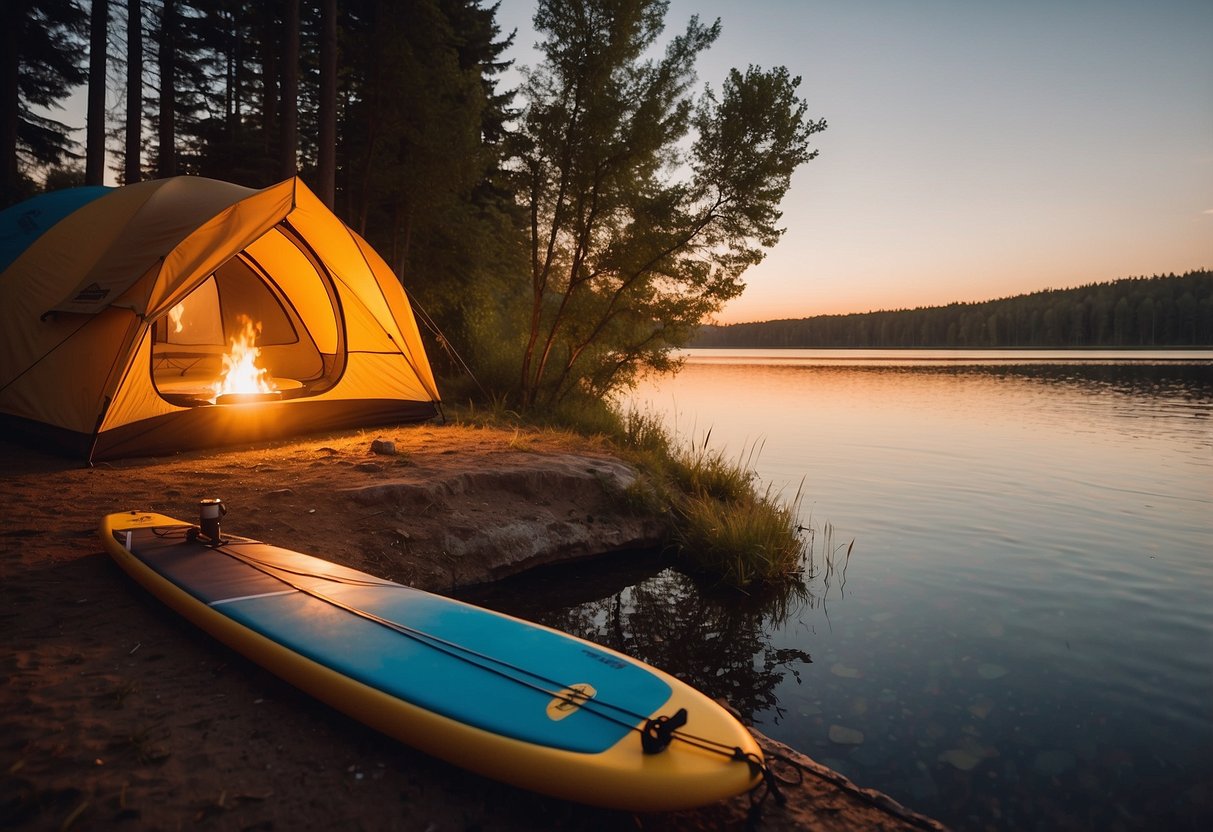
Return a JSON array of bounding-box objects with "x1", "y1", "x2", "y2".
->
[{"x1": 2, "y1": 425, "x2": 946, "y2": 830}]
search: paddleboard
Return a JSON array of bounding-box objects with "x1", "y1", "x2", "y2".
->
[{"x1": 100, "y1": 510, "x2": 765, "y2": 811}]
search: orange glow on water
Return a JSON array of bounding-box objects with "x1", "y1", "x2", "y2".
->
[{"x1": 211, "y1": 315, "x2": 279, "y2": 403}]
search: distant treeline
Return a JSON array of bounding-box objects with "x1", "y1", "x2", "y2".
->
[{"x1": 694, "y1": 271, "x2": 1213, "y2": 349}]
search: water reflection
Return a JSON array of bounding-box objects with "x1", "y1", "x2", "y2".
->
[
  {"x1": 615, "y1": 351, "x2": 1213, "y2": 830},
  {"x1": 457, "y1": 554, "x2": 815, "y2": 723},
  {"x1": 884, "y1": 360, "x2": 1213, "y2": 405}
]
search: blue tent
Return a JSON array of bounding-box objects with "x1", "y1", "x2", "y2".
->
[{"x1": 0, "y1": 186, "x2": 112, "y2": 274}]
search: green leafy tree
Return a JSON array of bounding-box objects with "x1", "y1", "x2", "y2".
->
[
  {"x1": 1, "y1": 0, "x2": 87, "y2": 207},
  {"x1": 515, "y1": 0, "x2": 824, "y2": 407}
]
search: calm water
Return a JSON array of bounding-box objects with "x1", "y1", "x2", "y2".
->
[{"x1": 465, "y1": 350, "x2": 1213, "y2": 830}]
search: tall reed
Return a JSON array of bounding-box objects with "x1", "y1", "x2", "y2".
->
[{"x1": 614, "y1": 409, "x2": 807, "y2": 587}]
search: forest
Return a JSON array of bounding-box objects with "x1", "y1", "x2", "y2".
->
[
  {"x1": 3, "y1": 0, "x2": 518, "y2": 379},
  {"x1": 2, "y1": 0, "x2": 823, "y2": 406},
  {"x1": 692, "y1": 271, "x2": 1213, "y2": 349}
]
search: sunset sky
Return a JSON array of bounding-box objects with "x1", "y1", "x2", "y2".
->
[
  {"x1": 500, "y1": 0, "x2": 1213, "y2": 323},
  {"x1": 45, "y1": 1, "x2": 1212, "y2": 325}
]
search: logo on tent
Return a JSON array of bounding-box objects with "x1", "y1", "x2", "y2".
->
[{"x1": 73, "y1": 283, "x2": 110, "y2": 303}]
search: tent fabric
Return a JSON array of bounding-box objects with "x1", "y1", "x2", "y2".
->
[
  {"x1": 0, "y1": 176, "x2": 440, "y2": 461},
  {"x1": 0, "y1": 185, "x2": 112, "y2": 274}
]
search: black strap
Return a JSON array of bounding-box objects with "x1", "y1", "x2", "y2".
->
[
  {"x1": 641, "y1": 708, "x2": 688, "y2": 754},
  {"x1": 145, "y1": 527, "x2": 764, "y2": 771}
]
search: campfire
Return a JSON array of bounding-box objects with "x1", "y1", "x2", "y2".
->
[{"x1": 210, "y1": 314, "x2": 280, "y2": 404}]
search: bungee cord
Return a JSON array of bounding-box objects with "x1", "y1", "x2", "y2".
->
[{"x1": 138, "y1": 523, "x2": 788, "y2": 801}]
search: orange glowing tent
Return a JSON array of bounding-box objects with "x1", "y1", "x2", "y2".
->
[{"x1": 0, "y1": 176, "x2": 440, "y2": 461}]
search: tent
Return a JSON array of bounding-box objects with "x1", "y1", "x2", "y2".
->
[{"x1": 0, "y1": 176, "x2": 441, "y2": 461}]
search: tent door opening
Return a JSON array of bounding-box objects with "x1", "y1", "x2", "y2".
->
[{"x1": 150, "y1": 235, "x2": 343, "y2": 407}]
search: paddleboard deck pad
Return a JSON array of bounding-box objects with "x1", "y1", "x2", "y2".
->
[{"x1": 100, "y1": 511, "x2": 765, "y2": 810}]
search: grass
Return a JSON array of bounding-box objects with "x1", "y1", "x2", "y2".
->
[
  {"x1": 450, "y1": 396, "x2": 809, "y2": 589},
  {"x1": 673, "y1": 479, "x2": 806, "y2": 587},
  {"x1": 611, "y1": 407, "x2": 808, "y2": 586}
]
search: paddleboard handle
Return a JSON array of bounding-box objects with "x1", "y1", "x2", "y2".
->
[
  {"x1": 199, "y1": 498, "x2": 227, "y2": 543},
  {"x1": 641, "y1": 707, "x2": 688, "y2": 754}
]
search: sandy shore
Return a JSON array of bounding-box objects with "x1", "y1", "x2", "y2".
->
[{"x1": 1, "y1": 424, "x2": 945, "y2": 830}]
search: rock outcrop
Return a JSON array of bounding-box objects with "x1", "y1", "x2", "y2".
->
[{"x1": 343, "y1": 452, "x2": 666, "y2": 589}]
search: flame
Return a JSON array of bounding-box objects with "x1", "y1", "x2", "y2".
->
[
  {"x1": 168, "y1": 303, "x2": 185, "y2": 333},
  {"x1": 210, "y1": 315, "x2": 278, "y2": 402}
]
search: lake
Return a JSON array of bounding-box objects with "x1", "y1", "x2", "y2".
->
[{"x1": 464, "y1": 349, "x2": 1213, "y2": 830}]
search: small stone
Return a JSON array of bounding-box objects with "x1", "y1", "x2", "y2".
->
[
  {"x1": 828, "y1": 724, "x2": 865, "y2": 745},
  {"x1": 968, "y1": 697, "x2": 995, "y2": 719},
  {"x1": 831, "y1": 663, "x2": 863, "y2": 679},
  {"x1": 977, "y1": 663, "x2": 1008, "y2": 680},
  {"x1": 370, "y1": 439, "x2": 397, "y2": 456},
  {"x1": 939, "y1": 748, "x2": 983, "y2": 771}
]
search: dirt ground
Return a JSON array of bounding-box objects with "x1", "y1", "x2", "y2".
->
[{"x1": 1, "y1": 423, "x2": 945, "y2": 830}]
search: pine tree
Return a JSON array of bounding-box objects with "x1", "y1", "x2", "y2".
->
[
  {"x1": 1, "y1": 0, "x2": 88, "y2": 206},
  {"x1": 279, "y1": 0, "x2": 299, "y2": 179},
  {"x1": 516, "y1": 0, "x2": 823, "y2": 405},
  {"x1": 316, "y1": 0, "x2": 336, "y2": 206},
  {"x1": 86, "y1": 0, "x2": 109, "y2": 184},
  {"x1": 124, "y1": 0, "x2": 143, "y2": 183}
]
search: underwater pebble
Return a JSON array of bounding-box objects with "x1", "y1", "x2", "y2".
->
[
  {"x1": 828, "y1": 724, "x2": 865, "y2": 745},
  {"x1": 977, "y1": 663, "x2": 1008, "y2": 680},
  {"x1": 939, "y1": 734, "x2": 996, "y2": 772},
  {"x1": 939, "y1": 748, "x2": 983, "y2": 771},
  {"x1": 830, "y1": 663, "x2": 863, "y2": 679},
  {"x1": 849, "y1": 745, "x2": 889, "y2": 767},
  {"x1": 968, "y1": 697, "x2": 995, "y2": 719}
]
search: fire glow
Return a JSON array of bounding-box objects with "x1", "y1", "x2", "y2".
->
[{"x1": 210, "y1": 314, "x2": 279, "y2": 404}]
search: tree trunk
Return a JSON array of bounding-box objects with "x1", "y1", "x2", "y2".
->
[
  {"x1": 261, "y1": 8, "x2": 278, "y2": 171},
  {"x1": 86, "y1": 0, "x2": 109, "y2": 185},
  {"x1": 232, "y1": 17, "x2": 241, "y2": 126},
  {"x1": 157, "y1": 0, "x2": 176, "y2": 177},
  {"x1": 279, "y1": 0, "x2": 299, "y2": 180},
  {"x1": 124, "y1": 0, "x2": 142, "y2": 184},
  {"x1": 317, "y1": 0, "x2": 336, "y2": 207},
  {"x1": 0, "y1": 1, "x2": 22, "y2": 206},
  {"x1": 223, "y1": 9, "x2": 234, "y2": 129}
]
